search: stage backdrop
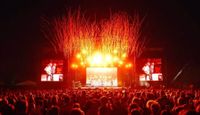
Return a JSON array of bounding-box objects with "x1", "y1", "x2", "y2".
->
[{"x1": 86, "y1": 67, "x2": 117, "y2": 86}]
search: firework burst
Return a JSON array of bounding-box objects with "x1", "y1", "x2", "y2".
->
[{"x1": 43, "y1": 10, "x2": 145, "y2": 68}]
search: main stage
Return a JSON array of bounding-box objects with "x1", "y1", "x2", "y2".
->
[{"x1": 73, "y1": 86, "x2": 124, "y2": 90}]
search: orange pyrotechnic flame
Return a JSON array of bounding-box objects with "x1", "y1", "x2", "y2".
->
[
  {"x1": 43, "y1": 10, "x2": 145, "y2": 68},
  {"x1": 71, "y1": 50, "x2": 132, "y2": 68}
]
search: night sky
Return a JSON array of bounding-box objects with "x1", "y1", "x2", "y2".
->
[{"x1": 0, "y1": 0, "x2": 200, "y2": 85}]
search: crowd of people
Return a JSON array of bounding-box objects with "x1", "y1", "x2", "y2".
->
[{"x1": 0, "y1": 87, "x2": 200, "y2": 115}]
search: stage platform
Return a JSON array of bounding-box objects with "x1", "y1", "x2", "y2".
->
[{"x1": 73, "y1": 86, "x2": 125, "y2": 90}]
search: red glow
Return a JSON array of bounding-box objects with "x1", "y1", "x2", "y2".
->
[
  {"x1": 72, "y1": 50, "x2": 132, "y2": 68},
  {"x1": 44, "y1": 11, "x2": 145, "y2": 69}
]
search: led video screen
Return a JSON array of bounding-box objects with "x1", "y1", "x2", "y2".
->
[
  {"x1": 139, "y1": 58, "x2": 163, "y2": 81},
  {"x1": 41, "y1": 60, "x2": 64, "y2": 82},
  {"x1": 86, "y1": 67, "x2": 117, "y2": 86}
]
